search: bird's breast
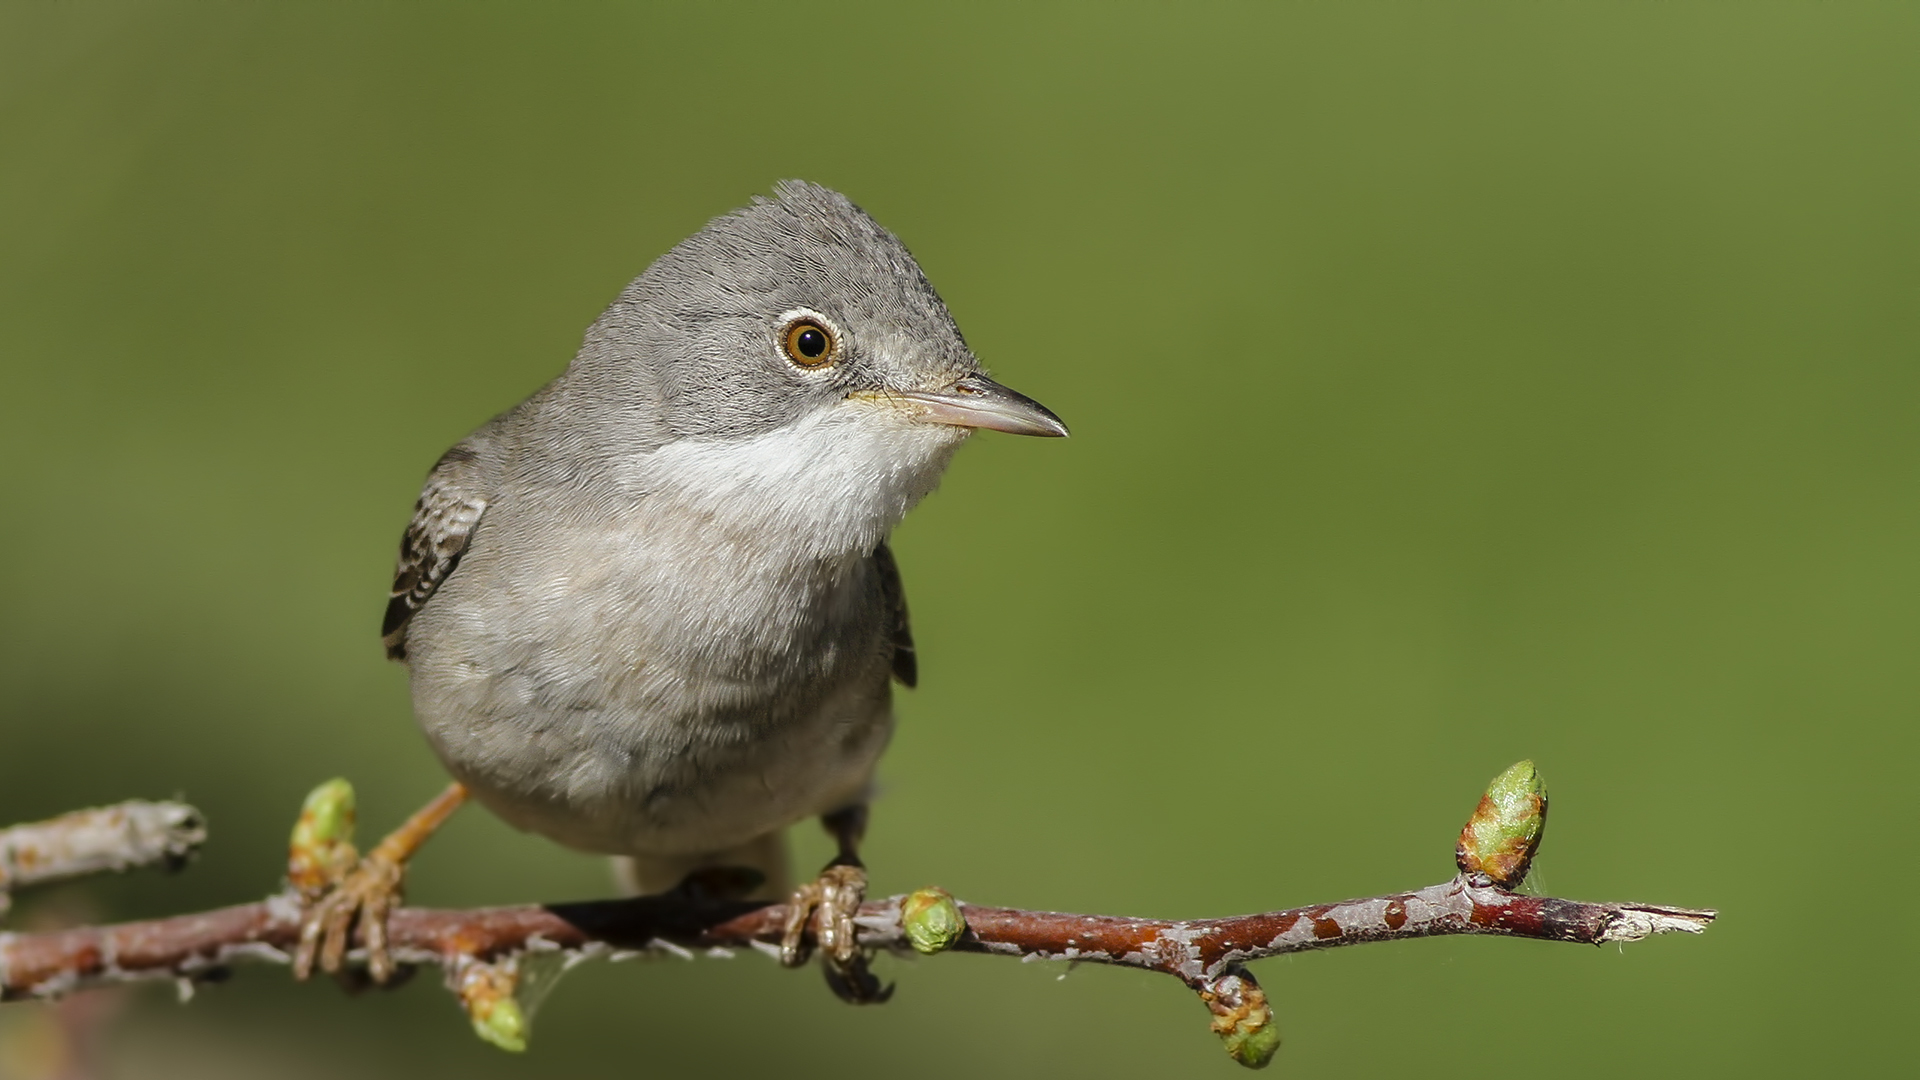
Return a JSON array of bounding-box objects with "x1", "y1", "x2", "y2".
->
[{"x1": 403, "y1": 492, "x2": 897, "y2": 856}]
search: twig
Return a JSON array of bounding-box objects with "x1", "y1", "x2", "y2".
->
[
  {"x1": 0, "y1": 880, "x2": 1715, "y2": 1001},
  {"x1": 0, "y1": 802, "x2": 207, "y2": 917},
  {"x1": 0, "y1": 762, "x2": 1715, "y2": 1069}
]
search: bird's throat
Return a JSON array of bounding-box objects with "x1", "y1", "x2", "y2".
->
[{"x1": 620, "y1": 402, "x2": 967, "y2": 569}]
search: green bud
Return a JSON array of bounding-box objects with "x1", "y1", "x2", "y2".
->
[
  {"x1": 287, "y1": 778, "x2": 357, "y2": 895},
  {"x1": 901, "y1": 886, "x2": 965, "y2": 955},
  {"x1": 1203, "y1": 970, "x2": 1280, "y2": 1070},
  {"x1": 293, "y1": 779, "x2": 356, "y2": 845},
  {"x1": 458, "y1": 959, "x2": 530, "y2": 1053},
  {"x1": 471, "y1": 996, "x2": 528, "y2": 1053},
  {"x1": 1220, "y1": 1015, "x2": 1282, "y2": 1070},
  {"x1": 1455, "y1": 760, "x2": 1548, "y2": 888}
]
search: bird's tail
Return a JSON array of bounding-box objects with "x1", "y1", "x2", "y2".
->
[{"x1": 611, "y1": 830, "x2": 792, "y2": 900}]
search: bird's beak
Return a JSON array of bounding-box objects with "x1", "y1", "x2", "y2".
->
[{"x1": 890, "y1": 373, "x2": 1069, "y2": 438}]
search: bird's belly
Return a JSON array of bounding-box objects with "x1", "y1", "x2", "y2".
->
[
  {"x1": 405, "y1": 545, "x2": 895, "y2": 858},
  {"x1": 436, "y1": 676, "x2": 894, "y2": 859}
]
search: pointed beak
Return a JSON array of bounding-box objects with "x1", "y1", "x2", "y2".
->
[{"x1": 892, "y1": 373, "x2": 1070, "y2": 438}]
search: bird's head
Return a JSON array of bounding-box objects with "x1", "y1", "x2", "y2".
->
[{"x1": 565, "y1": 182, "x2": 1065, "y2": 552}]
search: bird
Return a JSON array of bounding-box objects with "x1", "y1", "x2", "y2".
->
[{"x1": 291, "y1": 181, "x2": 1067, "y2": 998}]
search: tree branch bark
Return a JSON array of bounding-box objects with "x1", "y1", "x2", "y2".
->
[
  {"x1": 0, "y1": 762, "x2": 1715, "y2": 1069},
  {"x1": 0, "y1": 878, "x2": 1714, "y2": 1003}
]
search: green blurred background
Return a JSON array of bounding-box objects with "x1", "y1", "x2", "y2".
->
[{"x1": 1, "y1": 2, "x2": 1912, "y2": 1076}]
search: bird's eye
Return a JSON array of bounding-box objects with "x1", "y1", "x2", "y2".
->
[{"x1": 782, "y1": 319, "x2": 835, "y2": 368}]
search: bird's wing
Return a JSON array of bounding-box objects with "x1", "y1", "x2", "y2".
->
[
  {"x1": 874, "y1": 541, "x2": 917, "y2": 688},
  {"x1": 381, "y1": 442, "x2": 491, "y2": 661}
]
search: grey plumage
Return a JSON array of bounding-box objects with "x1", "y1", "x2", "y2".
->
[{"x1": 383, "y1": 182, "x2": 1062, "y2": 894}]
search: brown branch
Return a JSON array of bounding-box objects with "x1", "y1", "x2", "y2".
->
[
  {"x1": 0, "y1": 763, "x2": 1715, "y2": 1069},
  {"x1": 0, "y1": 878, "x2": 1713, "y2": 1002}
]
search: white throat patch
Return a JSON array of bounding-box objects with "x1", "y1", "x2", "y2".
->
[{"x1": 621, "y1": 398, "x2": 968, "y2": 563}]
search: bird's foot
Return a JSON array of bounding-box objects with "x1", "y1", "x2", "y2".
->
[
  {"x1": 284, "y1": 779, "x2": 467, "y2": 986},
  {"x1": 780, "y1": 863, "x2": 864, "y2": 968},
  {"x1": 292, "y1": 850, "x2": 406, "y2": 984},
  {"x1": 780, "y1": 863, "x2": 890, "y2": 1004}
]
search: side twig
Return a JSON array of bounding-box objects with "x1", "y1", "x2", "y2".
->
[{"x1": 0, "y1": 801, "x2": 206, "y2": 918}]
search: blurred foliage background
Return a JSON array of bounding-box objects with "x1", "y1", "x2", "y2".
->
[{"x1": 1, "y1": 2, "x2": 1913, "y2": 1076}]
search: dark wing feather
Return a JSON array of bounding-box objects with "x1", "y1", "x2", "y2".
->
[
  {"x1": 381, "y1": 444, "x2": 489, "y2": 661},
  {"x1": 874, "y1": 541, "x2": 917, "y2": 688}
]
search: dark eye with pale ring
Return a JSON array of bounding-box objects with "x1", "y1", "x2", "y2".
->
[{"x1": 782, "y1": 320, "x2": 835, "y2": 367}]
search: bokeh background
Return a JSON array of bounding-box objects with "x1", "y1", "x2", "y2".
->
[{"x1": 2, "y1": 3, "x2": 1913, "y2": 1077}]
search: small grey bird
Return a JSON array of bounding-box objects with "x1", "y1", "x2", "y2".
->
[{"x1": 293, "y1": 181, "x2": 1065, "y2": 997}]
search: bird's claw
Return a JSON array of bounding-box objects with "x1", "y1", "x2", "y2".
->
[
  {"x1": 780, "y1": 863, "x2": 863, "y2": 968},
  {"x1": 780, "y1": 863, "x2": 890, "y2": 1003},
  {"x1": 292, "y1": 853, "x2": 405, "y2": 984}
]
